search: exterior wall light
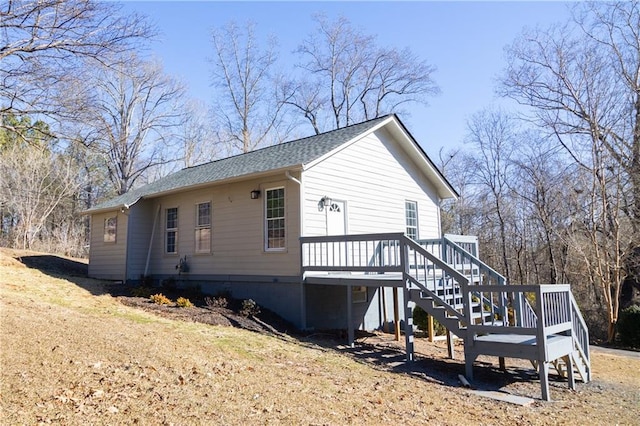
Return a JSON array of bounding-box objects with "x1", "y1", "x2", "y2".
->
[
  {"x1": 318, "y1": 195, "x2": 332, "y2": 211},
  {"x1": 250, "y1": 190, "x2": 261, "y2": 199}
]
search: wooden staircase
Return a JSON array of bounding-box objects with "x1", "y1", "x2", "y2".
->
[
  {"x1": 404, "y1": 235, "x2": 591, "y2": 401},
  {"x1": 300, "y1": 233, "x2": 591, "y2": 401}
]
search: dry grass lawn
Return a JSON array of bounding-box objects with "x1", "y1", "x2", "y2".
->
[{"x1": 1, "y1": 248, "x2": 638, "y2": 425}]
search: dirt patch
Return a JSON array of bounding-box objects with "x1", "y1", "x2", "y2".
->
[{"x1": 117, "y1": 296, "x2": 286, "y2": 334}]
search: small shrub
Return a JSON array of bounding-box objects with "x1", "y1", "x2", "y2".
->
[
  {"x1": 617, "y1": 305, "x2": 640, "y2": 348},
  {"x1": 412, "y1": 306, "x2": 446, "y2": 336},
  {"x1": 205, "y1": 296, "x2": 228, "y2": 309},
  {"x1": 176, "y1": 297, "x2": 193, "y2": 308},
  {"x1": 240, "y1": 299, "x2": 260, "y2": 317},
  {"x1": 150, "y1": 293, "x2": 172, "y2": 305}
]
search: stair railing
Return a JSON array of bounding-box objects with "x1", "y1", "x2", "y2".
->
[
  {"x1": 401, "y1": 235, "x2": 470, "y2": 323},
  {"x1": 420, "y1": 236, "x2": 510, "y2": 324},
  {"x1": 569, "y1": 292, "x2": 591, "y2": 382}
]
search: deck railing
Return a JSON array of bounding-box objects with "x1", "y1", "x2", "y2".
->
[
  {"x1": 301, "y1": 232, "x2": 406, "y2": 273},
  {"x1": 466, "y1": 284, "x2": 573, "y2": 340},
  {"x1": 301, "y1": 233, "x2": 587, "y2": 349}
]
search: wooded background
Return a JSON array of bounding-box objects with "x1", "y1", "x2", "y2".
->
[{"x1": 1, "y1": 1, "x2": 638, "y2": 343}]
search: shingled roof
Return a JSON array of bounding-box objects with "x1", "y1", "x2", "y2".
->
[{"x1": 87, "y1": 115, "x2": 394, "y2": 213}]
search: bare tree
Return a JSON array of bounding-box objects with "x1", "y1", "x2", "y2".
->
[
  {"x1": 0, "y1": 0, "x2": 152, "y2": 137},
  {"x1": 79, "y1": 55, "x2": 187, "y2": 195},
  {"x1": 0, "y1": 121, "x2": 79, "y2": 250},
  {"x1": 180, "y1": 100, "x2": 219, "y2": 168},
  {"x1": 292, "y1": 15, "x2": 439, "y2": 133},
  {"x1": 465, "y1": 109, "x2": 519, "y2": 284},
  {"x1": 210, "y1": 21, "x2": 291, "y2": 154},
  {"x1": 509, "y1": 134, "x2": 573, "y2": 284},
  {"x1": 501, "y1": 1, "x2": 640, "y2": 341}
]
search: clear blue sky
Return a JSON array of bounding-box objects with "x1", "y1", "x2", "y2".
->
[{"x1": 122, "y1": 1, "x2": 572, "y2": 158}]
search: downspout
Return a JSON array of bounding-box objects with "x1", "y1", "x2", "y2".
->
[
  {"x1": 121, "y1": 204, "x2": 132, "y2": 283},
  {"x1": 144, "y1": 204, "x2": 161, "y2": 278},
  {"x1": 286, "y1": 170, "x2": 306, "y2": 329}
]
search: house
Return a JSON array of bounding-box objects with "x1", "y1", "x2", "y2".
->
[
  {"x1": 87, "y1": 114, "x2": 457, "y2": 331},
  {"x1": 87, "y1": 114, "x2": 591, "y2": 401}
]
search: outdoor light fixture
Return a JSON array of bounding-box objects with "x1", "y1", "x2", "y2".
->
[
  {"x1": 250, "y1": 190, "x2": 261, "y2": 199},
  {"x1": 318, "y1": 195, "x2": 333, "y2": 211}
]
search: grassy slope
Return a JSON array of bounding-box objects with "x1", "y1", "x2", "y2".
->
[{"x1": 1, "y1": 249, "x2": 638, "y2": 425}]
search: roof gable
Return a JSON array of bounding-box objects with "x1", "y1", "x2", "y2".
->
[{"x1": 87, "y1": 115, "x2": 456, "y2": 213}]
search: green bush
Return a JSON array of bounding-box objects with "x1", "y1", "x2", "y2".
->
[
  {"x1": 617, "y1": 305, "x2": 640, "y2": 348},
  {"x1": 412, "y1": 306, "x2": 446, "y2": 336},
  {"x1": 240, "y1": 299, "x2": 260, "y2": 317}
]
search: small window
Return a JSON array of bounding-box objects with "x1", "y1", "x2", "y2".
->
[
  {"x1": 265, "y1": 187, "x2": 285, "y2": 250},
  {"x1": 195, "y1": 202, "x2": 211, "y2": 253},
  {"x1": 166, "y1": 207, "x2": 178, "y2": 254},
  {"x1": 104, "y1": 216, "x2": 116, "y2": 243},
  {"x1": 405, "y1": 201, "x2": 418, "y2": 240},
  {"x1": 352, "y1": 286, "x2": 367, "y2": 303}
]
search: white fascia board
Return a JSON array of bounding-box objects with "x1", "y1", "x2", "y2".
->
[{"x1": 386, "y1": 119, "x2": 458, "y2": 200}]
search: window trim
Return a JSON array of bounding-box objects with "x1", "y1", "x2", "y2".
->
[
  {"x1": 103, "y1": 216, "x2": 117, "y2": 243},
  {"x1": 165, "y1": 207, "x2": 178, "y2": 255},
  {"x1": 405, "y1": 200, "x2": 419, "y2": 240},
  {"x1": 264, "y1": 186, "x2": 286, "y2": 251},
  {"x1": 195, "y1": 201, "x2": 212, "y2": 254}
]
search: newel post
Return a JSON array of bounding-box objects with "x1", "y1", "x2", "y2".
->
[{"x1": 400, "y1": 236, "x2": 415, "y2": 362}]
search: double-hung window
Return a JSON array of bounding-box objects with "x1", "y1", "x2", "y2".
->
[
  {"x1": 166, "y1": 207, "x2": 178, "y2": 254},
  {"x1": 265, "y1": 187, "x2": 285, "y2": 250},
  {"x1": 405, "y1": 201, "x2": 418, "y2": 240},
  {"x1": 195, "y1": 202, "x2": 211, "y2": 253},
  {"x1": 104, "y1": 216, "x2": 117, "y2": 243}
]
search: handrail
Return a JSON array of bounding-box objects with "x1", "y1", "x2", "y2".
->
[
  {"x1": 569, "y1": 291, "x2": 591, "y2": 381},
  {"x1": 402, "y1": 236, "x2": 469, "y2": 286}
]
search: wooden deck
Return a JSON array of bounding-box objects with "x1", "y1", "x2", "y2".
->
[
  {"x1": 300, "y1": 232, "x2": 591, "y2": 401},
  {"x1": 303, "y1": 271, "x2": 404, "y2": 287}
]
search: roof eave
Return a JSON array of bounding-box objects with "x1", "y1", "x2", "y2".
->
[{"x1": 85, "y1": 165, "x2": 305, "y2": 215}]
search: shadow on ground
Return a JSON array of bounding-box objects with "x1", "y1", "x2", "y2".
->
[
  {"x1": 12, "y1": 253, "x2": 560, "y2": 400},
  {"x1": 16, "y1": 254, "x2": 133, "y2": 298},
  {"x1": 302, "y1": 331, "x2": 560, "y2": 401}
]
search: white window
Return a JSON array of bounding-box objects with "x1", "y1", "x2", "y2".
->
[
  {"x1": 104, "y1": 216, "x2": 116, "y2": 243},
  {"x1": 195, "y1": 202, "x2": 211, "y2": 253},
  {"x1": 265, "y1": 187, "x2": 285, "y2": 250},
  {"x1": 405, "y1": 201, "x2": 418, "y2": 240},
  {"x1": 166, "y1": 207, "x2": 178, "y2": 254}
]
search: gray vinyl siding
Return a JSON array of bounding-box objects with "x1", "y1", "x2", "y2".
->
[
  {"x1": 302, "y1": 128, "x2": 441, "y2": 238},
  {"x1": 125, "y1": 200, "x2": 156, "y2": 280},
  {"x1": 139, "y1": 174, "x2": 301, "y2": 277},
  {"x1": 88, "y1": 210, "x2": 128, "y2": 280}
]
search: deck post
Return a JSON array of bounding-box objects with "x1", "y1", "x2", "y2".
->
[
  {"x1": 347, "y1": 284, "x2": 354, "y2": 347},
  {"x1": 400, "y1": 235, "x2": 414, "y2": 362},
  {"x1": 393, "y1": 287, "x2": 400, "y2": 341},
  {"x1": 404, "y1": 285, "x2": 414, "y2": 362},
  {"x1": 428, "y1": 314, "x2": 434, "y2": 342},
  {"x1": 539, "y1": 361, "x2": 550, "y2": 401},
  {"x1": 300, "y1": 279, "x2": 307, "y2": 330},
  {"x1": 446, "y1": 330, "x2": 455, "y2": 359}
]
